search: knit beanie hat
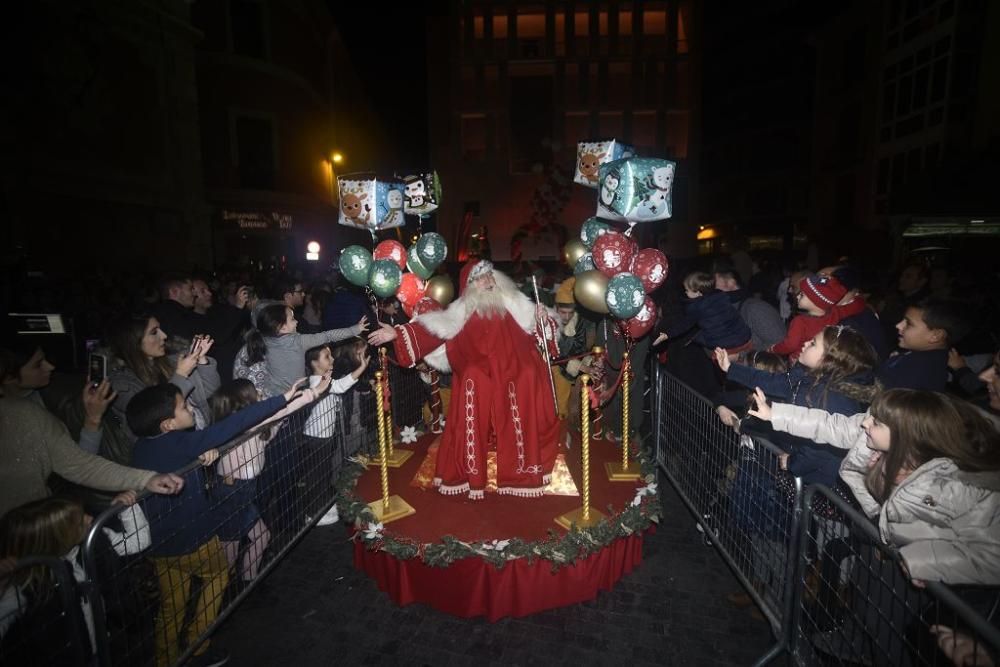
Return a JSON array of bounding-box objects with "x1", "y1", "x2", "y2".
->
[
  {"x1": 799, "y1": 274, "x2": 847, "y2": 310},
  {"x1": 555, "y1": 278, "x2": 576, "y2": 306}
]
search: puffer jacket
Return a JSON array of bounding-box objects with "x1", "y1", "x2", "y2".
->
[
  {"x1": 770, "y1": 403, "x2": 1000, "y2": 585},
  {"x1": 728, "y1": 365, "x2": 873, "y2": 485}
]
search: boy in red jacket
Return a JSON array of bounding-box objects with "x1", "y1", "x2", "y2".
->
[{"x1": 770, "y1": 274, "x2": 864, "y2": 362}]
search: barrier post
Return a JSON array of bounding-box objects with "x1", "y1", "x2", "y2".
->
[
  {"x1": 606, "y1": 351, "x2": 641, "y2": 481},
  {"x1": 367, "y1": 369, "x2": 416, "y2": 522},
  {"x1": 371, "y1": 348, "x2": 414, "y2": 467},
  {"x1": 556, "y1": 374, "x2": 605, "y2": 529}
]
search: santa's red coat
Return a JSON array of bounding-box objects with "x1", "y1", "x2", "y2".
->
[{"x1": 391, "y1": 297, "x2": 560, "y2": 499}]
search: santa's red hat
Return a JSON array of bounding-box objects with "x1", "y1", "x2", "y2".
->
[{"x1": 459, "y1": 259, "x2": 493, "y2": 295}]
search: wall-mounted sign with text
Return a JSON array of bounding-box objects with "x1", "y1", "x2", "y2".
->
[{"x1": 221, "y1": 209, "x2": 293, "y2": 231}]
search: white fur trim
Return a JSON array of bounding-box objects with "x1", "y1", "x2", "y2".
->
[
  {"x1": 436, "y1": 480, "x2": 471, "y2": 496},
  {"x1": 414, "y1": 269, "x2": 537, "y2": 339},
  {"x1": 424, "y1": 345, "x2": 451, "y2": 373},
  {"x1": 496, "y1": 485, "x2": 546, "y2": 498}
]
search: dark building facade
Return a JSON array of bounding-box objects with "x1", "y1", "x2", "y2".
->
[
  {"x1": 1, "y1": 0, "x2": 208, "y2": 273},
  {"x1": 191, "y1": 0, "x2": 386, "y2": 272},
  {"x1": 426, "y1": 0, "x2": 700, "y2": 262},
  {"x1": 696, "y1": 2, "x2": 815, "y2": 258},
  {"x1": 1, "y1": 0, "x2": 387, "y2": 276},
  {"x1": 811, "y1": 0, "x2": 1000, "y2": 264}
]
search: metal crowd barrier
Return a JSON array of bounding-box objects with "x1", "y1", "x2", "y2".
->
[
  {"x1": 65, "y1": 364, "x2": 418, "y2": 667},
  {"x1": 653, "y1": 369, "x2": 802, "y2": 646},
  {"x1": 790, "y1": 485, "x2": 1000, "y2": 667},
  {"x1": 61, "y1": 360, "x2": 444, "y2": 667},
  {"x1": 0, "y1": 556, "x2": 92, "y2": 665},
  {"x1": 653, "y1": 369, "x2": 1000, "y2": 667}
]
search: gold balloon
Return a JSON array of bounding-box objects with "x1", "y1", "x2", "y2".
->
[
  {"x1": 563, "y1": 239, "x2": 587, "y2": 268},
  {"x1": 574, "y1": 270, "x2": 610, "y2": 313},
  {"x1": 425, "y1": 275, "x2": 455, "y2": 306}
]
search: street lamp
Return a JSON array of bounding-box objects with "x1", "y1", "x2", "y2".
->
[
  {"x1": 328, "y1": 151, "x2": 345, "y2": 203},
  {"x1": 306, "y1": 241, "x2": 320, "y2": 261}
]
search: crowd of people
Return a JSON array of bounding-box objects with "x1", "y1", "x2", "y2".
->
[
  {"x1": 0, "y1": 269, "x2": 395, "y2": 666},
  {"x1": 0, "y1": 248, "x2": 998, "y2": 666},
  {"x1": 654, "y1": 255, "x2": 1000, "y2": 666}
]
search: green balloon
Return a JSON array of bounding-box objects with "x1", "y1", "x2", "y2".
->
[
  {"x1": 574, "y1": 253, "x2": 596, "y2": 275},
  {"x1": 605, "y1": 272, "x2": 645, "y2": 319},
  {"x1": 339, "y1": 245, "x2": 373, "y2": 287},
  {"x1": 415, "y1": 232, "x2": 448, "y2": 270},
  {"x1": 407, "y1": 245, "x2": 434, "y2": 279},
  {"x1": 581, "y1": 217, "x2": 611, "y2": 250},
  {"x1": 369, "y1": 259, "x2": 403, "y2": 298}
]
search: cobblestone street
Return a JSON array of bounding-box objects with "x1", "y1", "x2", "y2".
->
[{"x1": 215, "y1": 474, "x2": 775, "y2": 666}]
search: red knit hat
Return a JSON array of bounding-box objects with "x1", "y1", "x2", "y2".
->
[
  {"x1": 799, "y1": 273, "x2": 846, "y2": 310},
  {"x1": 459, "y1": 259, "x2": 493, "y2": 296}
]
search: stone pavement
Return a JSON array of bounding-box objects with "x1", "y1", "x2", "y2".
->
[{"x1": 214, "y1": 473, "x2": 778, "y2": 666}]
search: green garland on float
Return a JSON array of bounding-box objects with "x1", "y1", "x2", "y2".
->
[{"x1": 334, "y1": 448, "x2": 661, "y2": 572}]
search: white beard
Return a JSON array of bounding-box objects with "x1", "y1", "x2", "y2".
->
[
  {"x1": 463, "y1": 282, "x2": 508, "y2": 318},
  {"x1": 414, "y1": 269, "x2": 536, "y2": 341},
  {"x1": 411, "y1": 270, "x2": 539, "y2": 374}
]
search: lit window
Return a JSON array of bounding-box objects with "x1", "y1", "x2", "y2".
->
[
  {"x1": 643, "y1": 10, "x2": 666, "y2": 35},
  {"x1": 517, "y1": 13, "x2": 545, "y2": 39}
]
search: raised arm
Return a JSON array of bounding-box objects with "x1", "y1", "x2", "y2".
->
[
  {"x1": 299, "y1": 315, "x2": 369, "y2": 349},
  {"x1": 769, "y1": 402, "x2": 868, "y2": 450}
]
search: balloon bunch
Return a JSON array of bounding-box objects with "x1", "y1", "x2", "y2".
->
[
  {"x1": 566, "y1": 218, "x2": 667, "y2": 340},
  {"x1": 569, "y1": 137, "x2": 678, "y2": 340},
  {"x1": 337, "y1": 171, "x2": 441, "y2": 237},
  {"x1": 338, "y1": 232, "x2": 455, "y2": 318}
]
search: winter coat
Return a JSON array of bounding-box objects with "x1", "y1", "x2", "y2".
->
[
  {"x1": 661, "y1": 291, "x2": 751, "y2": 349},
  {"x1": 729, "y1": 364, "x2": 873, "y2": 485},
  {"x1": 877, "y1": 348, "x2": 949, "y2": 392},
  {"x1": 108, "y1": 356, "x2": 220, "y2": 442},
  {"x1": 770, "y1": 403, "x2": 1000, "y2": 585}
]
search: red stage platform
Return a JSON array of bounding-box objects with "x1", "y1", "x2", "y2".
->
[{"x1": 346, "y1": 428, "x2": 654, "y2": 621}]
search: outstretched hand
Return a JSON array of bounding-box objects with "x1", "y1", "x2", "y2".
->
[
  {"x1": 713, "y1": 347, "x2": 732, "y2": 372},
  {"x1": 283, "y1": 378, "x2": 309, "y2": 403},
  {"x1": 746, "y1": 387, "x2": 772, "y2": 421},
  {"x1": 357, "y1": 315, "x2": 370, "y2": 333},
  {"x1": 353, "y1": 353, "x2": 371, "y2": 379},
  {"x1": 368, "y1": 321, "x2": 398, "y2": 346},
  {"x1": 145, "y1": 473, "x2": 184, "y2": 495}
]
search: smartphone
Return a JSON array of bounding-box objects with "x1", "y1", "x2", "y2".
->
[{"x1": 88, "y1": 353, "x2": 107, "y2": 386}]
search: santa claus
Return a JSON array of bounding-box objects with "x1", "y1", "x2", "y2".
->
[{"x1": 368, "y1": 260, "x2": 560, "y2": 500}]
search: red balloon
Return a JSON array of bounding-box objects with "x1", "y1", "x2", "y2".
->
[
  {"x1": 622, "y1": 296, "x2": 656, "y2": 339},
  {"x1": 631, "y1": 248, "x2": 669, "y2": 293},
  {"x1": 374, "y1": 239, "x2": 407, "y2": 271},
  {"x1": 412, "y1": 296, "x2": 442, "y2": 318},
  {"x1": 592, "y1": 231, "x2": 638, "y2": 278},
  {"x1": 396, "y1": 273, "x2": 426, "y2": 317}
]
